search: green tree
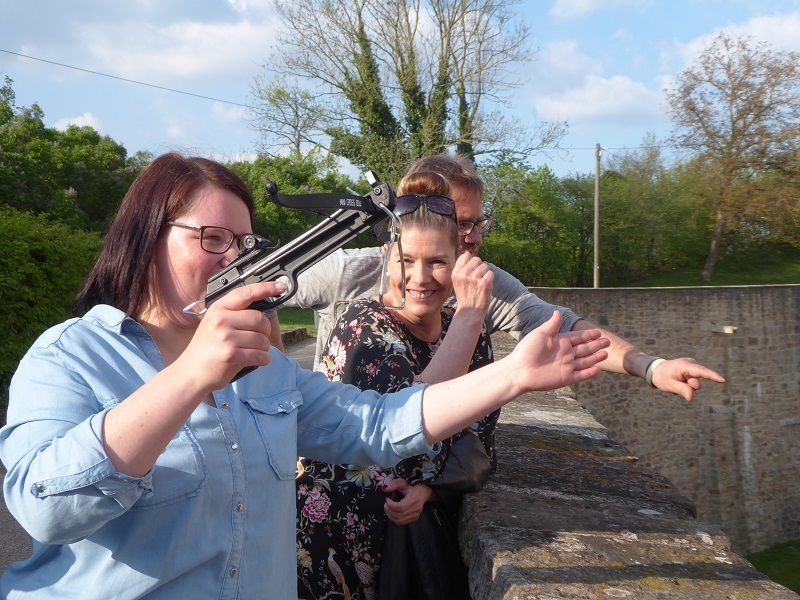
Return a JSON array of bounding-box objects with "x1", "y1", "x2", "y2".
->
[
  {"x1": 0, "y1": 99, "x2": 64, "y2": 219},
  {"x1": 592, "y1": 139, "x2": 713, "y2": 284},
  {"x1": 249, "y1": 81, "x2": 329, "y2": 156},
  {"x1": 558, "y1": 174, "x2": 595, "y2": 286},
  {"x1": 0, "y1": 77, "x2": 134, "y2": 232},
  {"x1": 0, "y1": 75, "x2": 15, "y2": 125},
  {"x1": 53, "y1": 125, "x2": 133, "y2": 231},
  {"x1": 666, "y1": 32, "x2": 800, "y2": 280},
  {"x1": 0, "y1": 206, "x2": 101, "y2": 417},
  {"x1": 480, "y1": 157, "x2": 576, "y2": 286},
  {"x1": 228, "y1": 151, "x2": 369, "y2": 246},
  {"x1": 252, "y1": 0, "x2": 566, "y2": 180}
]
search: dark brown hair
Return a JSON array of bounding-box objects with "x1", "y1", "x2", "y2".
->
[
  {"x1": 395, "y1": 170, "x2": 458, "y2": 250},
  {"x1": 74, "y1": 152, "x2": 254, "y2": 317}
]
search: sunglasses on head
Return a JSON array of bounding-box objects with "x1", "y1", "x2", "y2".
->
[{"x1": 394, "y1": 194, "x2": 456, "y2": 220}]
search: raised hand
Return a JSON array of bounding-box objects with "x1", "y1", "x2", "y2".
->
[
  {"x1": 177, "y1": 281, "x2": 285, "y2": 389},
  {"x1": 451, "y1": 251, "x2": 493, "y2": 316},
  {"x1": 419, "y1": 311, "x2": 610, "y2": 446},
  {"x1": 508, "y1": 311, "x2": 610, "y2": 393}
]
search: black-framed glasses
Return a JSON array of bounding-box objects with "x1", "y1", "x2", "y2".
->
[
  {"x1": 458, "y1": 214, "x2": 492, "y2": 236},
  {"x1": 394, "y1": 194, "x2": 457, "y2": 220},
  {"x1": 167, "y1": 221, "x2": 247, "y2": 254}
]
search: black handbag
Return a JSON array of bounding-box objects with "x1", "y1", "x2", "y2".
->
[
  {"x1": 378, "y1": 500, "x2": 470, "y2": 600},
  {"x1": 377, "y1": 432, "x2": 490, "y2": 600},
  {"x1": 427, "y1": 430, "x2": 491, "y2": 494}
]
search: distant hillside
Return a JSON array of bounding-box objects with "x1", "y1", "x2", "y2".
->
[{"x1": 629, "y1": 244, "x2": 800, "y2": 287}]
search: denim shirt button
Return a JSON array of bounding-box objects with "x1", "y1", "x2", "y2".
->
[
  {"x1": 235, "y1": 502, "x2": 245, "y2": 512},
  {"x1": 231, "y1": 443, "x2": 239, "y2": 451},
  {"x1": 221, "y1": 402, "x2": 230, "y2": 409},
  {"x1": 229, "y1": 567, "x2": 238, "y2": 577}
]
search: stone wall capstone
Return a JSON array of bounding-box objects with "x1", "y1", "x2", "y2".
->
[{"x1": 457, "y1": 329, "x2": 798, "y2": 599}]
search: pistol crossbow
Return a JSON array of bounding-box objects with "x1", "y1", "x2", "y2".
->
[{"x1": 184, "y1": 170, "x2": 402, "y2": 380}]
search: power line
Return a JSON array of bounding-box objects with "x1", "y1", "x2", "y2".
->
[
  {"x1": 1, "y1": 48, "x2": 677, "y2": 155},
  {"x1": 0, "y1": 48, "x2": 250, "y2": 108}
]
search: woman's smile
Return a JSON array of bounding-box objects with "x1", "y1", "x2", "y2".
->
[{"x1": 406, "y1": 288, "x2": 436, "y2": 300}]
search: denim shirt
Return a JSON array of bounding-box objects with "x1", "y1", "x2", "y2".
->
[{"x1": 0, "y1": 305, "x2": 431, "y2": 599}]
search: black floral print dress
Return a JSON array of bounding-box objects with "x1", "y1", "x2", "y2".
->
[{"x1": 296, "y1": 298, "x2": 495, "y2": 600}]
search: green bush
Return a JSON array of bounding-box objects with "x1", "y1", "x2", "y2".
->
[{"x1": 0, "y1": 206, "x2": 101, "y2": 418}]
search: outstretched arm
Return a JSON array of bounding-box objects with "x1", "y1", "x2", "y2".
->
[
  {"x1": 420, "y1": 311, "x2": 609, "y2": 444},
  {"x1": 570, "y1": 319, "x2": 725, "y2": 401},
  {"x1": 481, "y1": 263, "x2": 725, "y2": 401}
]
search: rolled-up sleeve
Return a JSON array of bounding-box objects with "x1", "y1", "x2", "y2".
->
[
  {"x1": 486, "y1": 263, "x2": 580, "y2": 340},
  {"x1": 294, "y1": 363, "x2": 432, "y2": 466}
]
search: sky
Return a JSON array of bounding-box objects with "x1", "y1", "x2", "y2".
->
[{"x1": 3, "y1": 0, "x2": 800, "y2": 179}]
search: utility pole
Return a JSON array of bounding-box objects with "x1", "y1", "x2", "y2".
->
[{"x1": 593, "y1": 143, "x2": 601, "y2": 288}]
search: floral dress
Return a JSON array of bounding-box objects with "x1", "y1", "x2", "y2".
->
[{"x1": 296, "y1": 298, "x2": 495, "y2": 600}]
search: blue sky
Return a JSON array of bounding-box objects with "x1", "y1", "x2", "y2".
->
[{"x1": 2, "y1": 0, "x2": 800, "y2": 178}]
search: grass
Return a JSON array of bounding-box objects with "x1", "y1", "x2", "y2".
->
[
  {"x1": 277, "y1": 306, "x2": 317, "y2": 337},
  {"x1": 630, "y1": 244, "x2": 800, "y2": 287},
  {"x1": 746, "y1": 539, "x2": 800, "y2": 593}
]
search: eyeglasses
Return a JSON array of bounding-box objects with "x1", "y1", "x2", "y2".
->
[
  {"x1": 458, "y1": 214, "x2": 492, "y2": 236},
  {"x1": 167, "y1": 221, "x2": 247, "y2": 254},
  {"x1": 394, "y1": 194, "x2": 457, "y2": 220}
]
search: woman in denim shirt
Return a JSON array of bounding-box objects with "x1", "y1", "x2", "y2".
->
[{"x1": 0, "y1": 152, "x2": 609, "y2": 599}]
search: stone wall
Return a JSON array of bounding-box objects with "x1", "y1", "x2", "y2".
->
[
  {"x1": 458, "y1": 331, "x2": 798, "y2": 599},
  {"x1": 527, "y1": 285, "x2": 800, "y2": 554}
]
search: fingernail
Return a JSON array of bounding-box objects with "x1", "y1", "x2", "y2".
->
[{"x1": 274, "y1": 282, "x2": 287, "y2": 292}]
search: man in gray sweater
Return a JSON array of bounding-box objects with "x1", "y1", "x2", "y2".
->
[{"x1": 286, "y1": 154, "x2": 724, "y2": 400}]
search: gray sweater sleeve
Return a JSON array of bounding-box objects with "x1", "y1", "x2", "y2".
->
[
  {"x1": 485, "y1": 263, "x2": 581, "y2": 340},
  {"x1": 286, "y1": 247, "x2": 384, "y2": 370}
]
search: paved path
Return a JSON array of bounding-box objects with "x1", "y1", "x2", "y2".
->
[
  {"x1": 0, "y1": 335, "x2": 318, "y2": 574},
  {"x1": 283, "y1": 335, "x2": 316, "y2": 370}
]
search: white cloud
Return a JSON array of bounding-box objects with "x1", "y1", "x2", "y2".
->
[
  {"x1": 535, "y1": 74, "x2": 662, "y2": 129},
  {"x1": 227, "y1": 0, "x2": 276, "y2": 15},
  {"x1": 165, "y1": 117, "x2": 188, "y2": 142},
  {"x1": 212, "y1": 103, "x2": 248, "y2": 124},
  {"x1": 517, "y1": 35, "x2": 665, "y2": 135},
  {"x1": 675, "y1": 12, "x2": 800, "y2": 67},
  {"x1": 76, "y1": 18, "x2": 279, "y2": 83},
  {"x1": 537, "y1": 39, "x2": 604, "y2": 88},
  {"x1": 54, "y1": 112, "x2": 102, "y2": 131},
  {"x1": 517, "y1": 38, "x2": 604, "y2": 108}
]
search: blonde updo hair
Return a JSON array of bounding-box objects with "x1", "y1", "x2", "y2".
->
[{"x1": 394, "y1": 170, "x2": 459, "y2": 250}]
